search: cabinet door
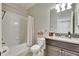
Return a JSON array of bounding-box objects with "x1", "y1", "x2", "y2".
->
[
  {"x1": 62, "y1": 49, "x2": 78, "y2": 56},
  {"x1": 47, "y1": 45, "x2": 61, "y2": 56}
]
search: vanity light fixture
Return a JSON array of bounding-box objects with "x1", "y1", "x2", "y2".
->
[
  {"x1": 56, "y1": 3, "x2": 72, "y2": 12},
  {"x1": 67, "y1": 3, "x2": 72, "y2": 9},
  {"x1": 61, "y1": 3, "x2": 66, "y2": 11},
  {"x1": 56, "y1": 4, "x2": 60, "y2": 12}
]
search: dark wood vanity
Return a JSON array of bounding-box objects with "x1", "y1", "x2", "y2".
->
[{"x1": 45, "y1": 37, "x2": 79, "y2": 56}]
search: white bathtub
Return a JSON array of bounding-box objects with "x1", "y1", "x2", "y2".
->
[{"x1": 2, "y1": 43, "x2": 31, "y2": 56}]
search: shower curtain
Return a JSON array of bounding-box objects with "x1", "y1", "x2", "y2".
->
[{"x1": 27, "y1": 16, "x2": 34, "y2": 47}]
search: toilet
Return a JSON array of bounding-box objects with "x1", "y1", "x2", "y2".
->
[
  {"x1": 31, "y1": 44, "x2": 41, "y2": 56},
  {"x1": 31, "y1": 38, "x2": 45, "y2": 56}
]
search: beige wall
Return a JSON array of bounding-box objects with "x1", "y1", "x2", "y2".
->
[{"x1": 28, "y1": 3, "x2": 55, "y2": 43}]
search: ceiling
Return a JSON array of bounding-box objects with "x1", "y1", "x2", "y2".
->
[{"x1": 4, "y1": 3, "x2": 36, "y2": 11}]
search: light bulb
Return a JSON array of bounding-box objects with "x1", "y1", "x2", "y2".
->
[
  {"x1": 56, "y1": 4, "x2": 60, "y2": 12},
  {"x1": 67, "y1": 3, "x2": 72, "y2": 9},
  {"x1": 61, "y1": 3, "x2": 66, "y2": 11},
  {"x1": 56, "y1": 8, "x2": 60, "y2": 12}
]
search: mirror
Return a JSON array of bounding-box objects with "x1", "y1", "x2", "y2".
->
[
  {"x1": 50, "y1": 3, "x2": 74, "y2": 34},
  {"x1": 74, "y1": 3, "x2": 79, "y2": 34}
]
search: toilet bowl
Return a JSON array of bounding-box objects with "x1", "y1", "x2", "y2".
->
[
  {"x1": 31, "y1": 44, "x2": 40, "y2": 56},
  {"x1": 31, "y1": 38, "x2": 45, "y2": 56}
]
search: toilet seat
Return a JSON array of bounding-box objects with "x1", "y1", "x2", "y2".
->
[{"x1": 31, "y1": 44, "x2": 41, "y2": 55}]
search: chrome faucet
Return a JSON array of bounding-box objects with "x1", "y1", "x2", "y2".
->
[{"x1": 68, "y1": 32, "x2": 71, "y2": 38}]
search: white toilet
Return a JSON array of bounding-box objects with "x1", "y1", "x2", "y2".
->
[
  {"x1": 31, "y1": 38, "x2": 45, "y2": 56},
  {"x1": 31, "y1": 44, "x2": 41, "y2": 56}
]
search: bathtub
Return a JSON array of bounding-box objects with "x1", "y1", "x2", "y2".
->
[{"x1": 2, "y1": 43, "x2": 32, "y2": 56}]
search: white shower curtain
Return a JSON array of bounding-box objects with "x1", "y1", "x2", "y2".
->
[{"x1": 27, "y1": 16, "x2": 34, "y2": 47}]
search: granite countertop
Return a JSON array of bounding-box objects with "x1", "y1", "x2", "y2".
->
[{"x1": 45, "y1": 36, "x2": 79, "y2": 45}]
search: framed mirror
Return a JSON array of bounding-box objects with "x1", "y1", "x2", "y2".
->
[
  {"x1": 74, "y1": 3, "x2": 79, "y2": 34},
  {"x1": 50, "y1": 3, "x2": 74, "y2": 34}
]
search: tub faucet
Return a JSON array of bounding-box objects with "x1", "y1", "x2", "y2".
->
[{"x1": 2, "y1": 38, "x2": 6, "y2": 46}]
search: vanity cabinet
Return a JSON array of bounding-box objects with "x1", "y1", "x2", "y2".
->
[
  {"x1": 46, "y1": 45, "x2": 61, "y2": 56},
  {"x1": 46, "y1": 45, "x2": 78, "y2": 56},
  {"x1": 46, "y1": 39, "x2": 79, "y2": 56}
]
